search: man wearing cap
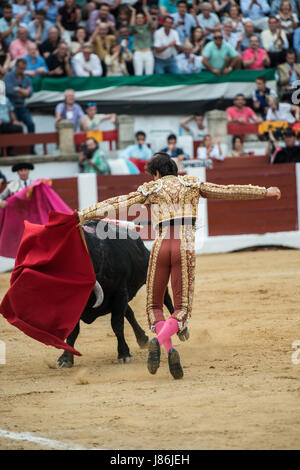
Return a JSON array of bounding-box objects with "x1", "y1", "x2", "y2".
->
[
  {"x1": 0, "y1": 162, "x2": 34, "y2": 208},
  {"x1": 269, "y1": 128, "x2": 300, "y2": 164}
]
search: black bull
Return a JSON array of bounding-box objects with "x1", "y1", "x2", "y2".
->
[{"x1": 57, "y1": 220, "x2": 175, "y2": 368}]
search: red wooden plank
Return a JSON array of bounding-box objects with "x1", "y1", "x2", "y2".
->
[
  {"x1": 227, "y1": 122, "x2": 259, "y2": 135},
  {"x1": 51, "y1": 177, "x2": 78, "y2": 211},
  {"x1": 206, "y1": 163, "x2": 298, "y2": 236}
]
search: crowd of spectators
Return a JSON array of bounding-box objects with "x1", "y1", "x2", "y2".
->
[
  {"x1": 1, "y1": 0, "x2": 300, "y2": 164},
  {"x1": 1, "y1": 0, "x2": 300, "y2": 79}
]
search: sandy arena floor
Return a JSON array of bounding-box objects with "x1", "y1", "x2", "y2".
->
[{"x1": 0, "y1": 249, "x2": 300, "y2": 450}]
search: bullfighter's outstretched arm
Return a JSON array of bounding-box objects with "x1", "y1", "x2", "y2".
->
[
  {"x1": 78, "y1": 185, "x2": 152, "y2": 224},
  {"x1": 199, "y1": 182, "x2": 280, "y2": 200}
]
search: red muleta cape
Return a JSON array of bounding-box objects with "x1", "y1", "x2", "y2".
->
[{"x1": 0, "y1": 211, "x2": 96, "y2": 356}]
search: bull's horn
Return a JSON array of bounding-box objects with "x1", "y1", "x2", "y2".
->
[{"x1": 93, "y1": 281, "x2": 104, "y2": 308}]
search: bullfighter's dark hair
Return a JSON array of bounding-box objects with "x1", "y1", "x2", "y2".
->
[{"x1": 146, "y1": 153, "x2": 178, "y2": 177}]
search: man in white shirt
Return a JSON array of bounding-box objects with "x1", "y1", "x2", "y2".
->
[
  {"x1": 177, "y1": 41, "x2": 203, "y2": 74},
  {"x1": 153, "y1": 16, "x2": 182, "y2": 74},
  {"x1": 72, "y1": 42, "x2": 103, "y2": 77},
  {"x1": 0, "y1": 162, "x2": 34, "y2": 208},
  {"x1": 261, "y1": 16, "x2": 289, "y2": 66}
]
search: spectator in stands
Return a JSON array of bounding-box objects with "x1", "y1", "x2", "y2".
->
[
  {"x1": 9, "y1": 25, "x2": 34, "y2": 60},
  {"x1": 86, "y1": 3, "x2": 116, "y2": 36},
  {"x1": 160, "y1": 133, "x2": 186, "y2": 158},
  {"x1": 276, "y1": 49, "x2": 300, "y2": 100},
  {"x1": 172, "y1": 1, "x2": 197, "y2": 43},
  {"x1": 180, "y1": 113, "x2": 208, "y2": 140},
  {"x1": 197, "y1": 2, "x2": 221, "y2": 41},
  {"x1": 38, "y1": 26, "x2": 60, "y2": 59},
  {"x1": 80, "y1": 102, "x2": 116, "y2": 131},
  {"x1": 36, "y1": 0, "x2": 64, "y2": 25},
  {"x1": 242, "y1": 35, "x2": 271, "y2": 70},
  {"x1": 12, "y1": 0, "x2": 35, "y2": 26},
  {"x1": 79, "y1": 137, "x2": 111, "y2": 174},
  {"x1": 46, "y1": 40, "x2": 73, "y2": 77},
  {"x1": 213, "y1": 0, "x2": 236, "y2": 16},
  {"x1": 94, "y1": 0, "x2": 120, "y2": 12},
  {"x1": 118, "y1": 130, "x2": 152, "y2": 162},
  {"x1": 222, "y1": 4, "x2": 244, "y2": 38},
  {"x1": 56, "y1": 0, "x2": 82, "y2": 41},
  {"x1": 90, "y1": 22, "x2": 117, "y2": 63},
  {"x1": 238, "y1": 20, "x2": 261, "y2": 53},
  {"x1": 226, "y1": 94, "x2": 262, "y2": 123},
  {"x1": 0, "y1": 37, "x2": 11, "y2": 78},
  {"x1": 153, "y1": 15, "x2": 182, "y2": 74},
  {"x1": 266, "y1": 95, "x2": 300, "y2": 123},
  {"x1": 177, "y1": 40, "x2": 203, "y2": 73},
  {"x1": 4, "y1": 58, "x2": 35, "y2": 136},
  {"x1": 252, "y1": 75, "x2": 277, "y2": 119},
  {"x1": 0, "y1": 170, "x2": 7, "y2": 188},
  {"x1": 202, "y1": 31, "x2": 241, "y2": 75},
  {"x1": 269, "y1": 128, "x2": 300, "y2": 163},
  {"x1": 27, "y1": 9, "x2": 53, "y2": 44},
  {"x1": 240, "y1": 0, "x2": 270, "y2": 31},
  {"x1": 261, "y1": 16, "x2": 289, "y2": 67},
  {"x1": 229, "y1": 135, "x2": 248, "y2": 157},
  {"x1": 104, "y1": 43, "x2": 131, "y2": 76},
  {"x1": 55, "y1": 88, "x2": 84, "y2": 131},
  {"x1": 190, "y1": 26, "x2": 206, "y2": 56},
  {"x1": 0, "y1": 94, "x2": 23, "y2": 155},
  {"x1": 0, "y1": 3, "x2": 23, "y2": 47},
  {"x1": 197, "y1": 134, "x2": 226, "y2": 160},
  {"x1": 129, "y1": 4, "x2": 154, "y2": 76},
  {"x1": 119, "y1": 24, "x2": 134, "y2": 74},
  {"x1": 271, "y1": 0, "x2": 299, "y2": 16},
  {"x1": 23, "y1": 42, "x2": 49, "y2": 76},
  {"x1": 72, "y1": 42, "x2": 103, "y2": 76},
  {"x1": 222, "y1": 21, "x2": 240, "y2": 50},
  {"x1": 158, "y1": 0, "x2": 179, "y2": 17},
  {"x1": 293, "y1": 25, "x2": 300, "y2": 62},
  {"x1": 70, "y1": 26, "x2": 88, "y2": 56},
  {"x1": 276, "y1": 0, "x2": 298, "y2": 47}
]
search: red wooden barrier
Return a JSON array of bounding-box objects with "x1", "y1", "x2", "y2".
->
[
  {"x1": 74, "y1": 130, "x2": 118, "y2": 150},
  {"x1": 227, "y1": 122, "x2": 259, "y2": 136},
  {"x1": 51, "y1": 177, "x2": 78, "y2": 211},
  {"x1": 0, "y1": 132, "x2": 59, "y2": 156},
  {"x1": 206, "y1": 162, "x2": 297, "y2": 236}
]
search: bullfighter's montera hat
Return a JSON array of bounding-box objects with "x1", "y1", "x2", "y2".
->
[{"x1": 12, "y1": 162, "x2": 35, "y2": 172}]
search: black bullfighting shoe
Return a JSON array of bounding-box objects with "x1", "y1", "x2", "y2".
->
[
  {"x1": 168, "y1": 348, "x2": 184, "y2": 380},
  {"x1": 147, "y1": 337, "x2": 161, "y2": 375}
]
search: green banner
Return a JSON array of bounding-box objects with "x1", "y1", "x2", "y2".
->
[{"x1": 31, "y1": 69, "x2": 276, "y2": 93}]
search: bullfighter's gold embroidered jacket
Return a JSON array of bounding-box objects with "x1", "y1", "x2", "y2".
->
[{"x1": 79, "y1": 175, "x2": 267, "y2": 228}]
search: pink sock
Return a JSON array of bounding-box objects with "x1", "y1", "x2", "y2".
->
[
  {"x1": 154, "y1": 320, "x2": 173, "y2": 354},
  {"x1": 157, "y1": 318, "x2": 179, "y2": 353}
]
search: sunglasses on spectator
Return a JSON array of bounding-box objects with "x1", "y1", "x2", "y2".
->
[
  {"x1": 214, "y1": 36, "x2": 223, "y2": 40},
  {"x1": 87, "y1": 102, "x2": 97, "y2": 107}
]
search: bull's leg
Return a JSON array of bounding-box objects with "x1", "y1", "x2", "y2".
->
[
  {"x1": 125, "y1": 305, "x2": 149, "y2": 349},
  {"x1": 56, "y1": 322, "x2": 80, "y2": 368},
  {"x1": 111, "y1": 293, "x2": 132, "y2": 364}
]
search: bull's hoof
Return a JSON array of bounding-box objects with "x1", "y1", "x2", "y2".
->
[
  {"x1": 177, "y1": 327, "x2": 190, "y2": 342},
  {"x1": 56, "y1": 355, "x2": 74, "y2": 368},
  {"x1": 118, "y1": 355, "x2": 132, "y2": 364},
  {"x1": 137, "y1": 335, "x2": 149, "y2": 349}
]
